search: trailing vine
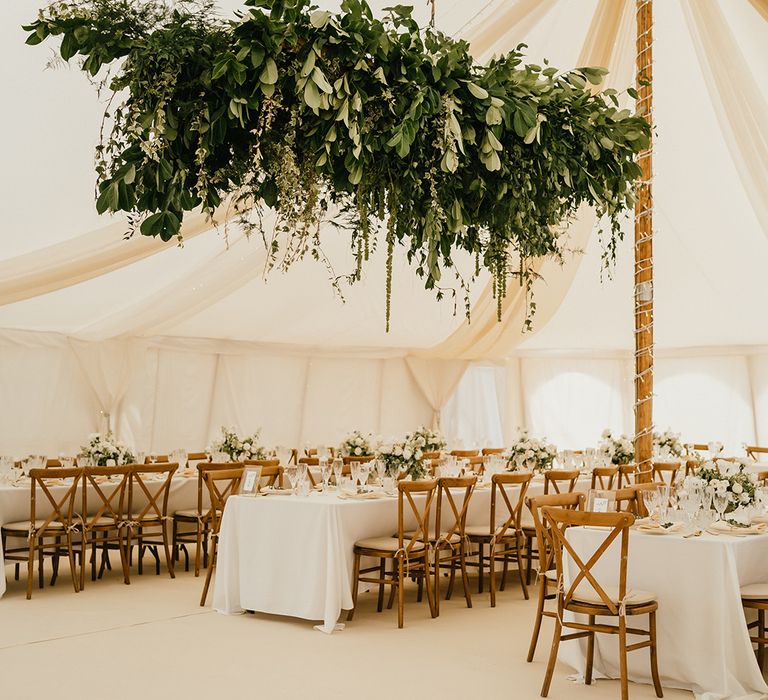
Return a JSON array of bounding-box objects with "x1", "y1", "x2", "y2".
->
[{"x1": 24, "y1": 0, "x2": 650, "y2": 330}]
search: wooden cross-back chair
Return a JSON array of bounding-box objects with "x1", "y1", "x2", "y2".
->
[
  {"x1": 296, "y1": 457, "x2": 322, "y2": 487},
  {"x1": 524, "y1": 492, "x2": 585, "y2": 663},
  {"x1": 543, "y1": 469, "x2": 580, "y2": 495},
  {"x1": 245, "y1": 459, "x2": 283, "y2": 488},
  {"x1": 591, "y1": 466, "x2": 618, "y2": 490},
  {"x1": 422, "y1": 450, "x2": 441, "y2": 460},
  {"x1": 432, "y1": 475, "x2": 476, "y2": 615},
  {"x1": 348, "y1": 479, "x2": 438, "y2": 628},
  {"x1": 143, "y1": 454, "x2": 169, "y2": 463},
  {"x1": 539, "y1": 508, "x2": 662, "y2": 700},
  {"x1": 466, "y1": 472, "x2": 532, "y2": 604},
  {"x1": 746, "y1": 446, "x2": 768, "y2": 461},
  {"x1": 612, "y1": 483, "x2": 657, "y2": 518},
  {"x1": 685, "y1": 443, "x2": 708, "y2": 455},
  {"x1": 200, "y1": 466, "x2": 244, "y2": 606},
  {"x1": 652, "y1": 462, "x2": 681, "y2": 487},
  {"x1": 173, "y1": 461, "x2": 242, "y2": 576},
  {"x1": 81, "y1": 466, "x2": 131, "y2": 589},
  {"x1": 482, "y1": 447, "x2": 505, "y2": 456},
  {"x1": 450, "y1": 449, "x2": 479, "y2": 458},
  {"x1": 616, "y1": 464, "x2": 638, "y2": 489},
  {"x1": 126, "y1": 462, "x2": 177, "y2": 579},
  {"x1": 1, "y1": 467, "x2": 83, "y2": 599}
]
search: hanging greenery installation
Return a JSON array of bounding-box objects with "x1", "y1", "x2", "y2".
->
[{"x1": 24, "y1": 0, "x2": 650, "y2": 329}]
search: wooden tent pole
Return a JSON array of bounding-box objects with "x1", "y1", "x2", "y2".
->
[{"x1": 634, "y1": 0, "x2": 654, "y2": 479}]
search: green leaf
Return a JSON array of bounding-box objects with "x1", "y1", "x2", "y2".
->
[
  {"x1": 312, "y1": 67, "x2": 333, "y2": 94},
  {"x1": 140, "y1": 210, "x2": 180, "y2": 240},
  {"x1": 95, "y1": 182, "x2": 119, "y2": 214},
  {"x1": 466, "y1": 82, "x2": 488, "y2": 100},
  {"x1": 301, "y1": 50, "x2": 316, "y2": 78},
  {"x1": 310, "y1": 10, "x2": 332, "y2": 28},
  {"x1": 304, "y1": 80, "x2": 321, "y2": 110},
  {"x1": 260, "y1": 57, "x2": 278, "y2": 85}
]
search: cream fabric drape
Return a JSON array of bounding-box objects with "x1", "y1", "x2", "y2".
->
[
  {"x1": 0, "y1": 202, "x2": 235, "y2": 307},
  {"x1": 404, "y1": 357, "x2": 469, "y2": 429},
  {"x1": 681, "y1": 0, "x2": 768, "y2": 240}
]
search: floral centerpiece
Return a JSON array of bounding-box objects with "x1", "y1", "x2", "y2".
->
[
  {"x1": 507, "y1": 430, "x2": 557, "y2": 472},
  {"x1": 209, "y1": 427, "x2": 267, "y2": 461},
  {"x1": 653, "y1": 429, "x2": 685, "y2": 458},
  {"x1": 80, "y1": 432, "x2": 135, "y2": 466},
  {"x1": 598, "y1": 430, "x2": 634, "y2": 465},
  {"x1": 688, "y1": 459, "x2": 758, "y2": 513},
  {"x1": 408, "y1": 426, "x2": 446, "y2": 455},
  {"x1": 375, "y1": 434, "x2": 427, "y2": 480},
  {"x1": 339, "y1": 430, "x2": 373, "y2": 457}
]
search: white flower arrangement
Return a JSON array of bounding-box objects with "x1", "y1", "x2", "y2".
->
[
  {"x1": 694, "y1": 459, "x2": 758, "y2": 513},
  {"x1": 375, "y1": 433, "x2": 427, "y2": 480},
  {"x1": 507, "y1": 430, "x2": 557, "y2": 472},
  {"x1": 209, "y1": 426, "x2": 267, "y2": 461},
  {"x1": 408, "y1": 426, "x2": 446, "y2": 454},
  {"x1": 653, "y1": 429, "x2": 685, "y2": 458},
  {"x1": 598, "y1": 429, "x2": 634, "y2": 466},
  {"x1": 80, "y1": 431, "x2": 135, "y2": 466},
  {"x1": 339, "y1": 430, "x2": 373, "y2": 457}
]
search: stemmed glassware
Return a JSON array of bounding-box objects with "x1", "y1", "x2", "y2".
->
[
  {"x1": 358, "y1": 462, "x2": 371, "y2": 492},
  {"x1": 374, "y1": 459, "x2": 386, "y2": 486},
  {"x1": 274, "y1": 445, "x2": 293, "y2": 466},
  {"x1": 350, "y1": 462, "x2": 361, "y2": 492},
  {"x1": 712, "y1": 490, "x2": 729, "y2": 522},
  {"x1": 284, "y1": 464, "x2": 299, "y2": 494},
  {"x1": 320, "y1": 460, "x2": 332, "y2": 492}
]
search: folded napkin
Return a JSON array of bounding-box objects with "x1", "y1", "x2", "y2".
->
[
  {"x1": 261, "y1": 488, "x2": 293, "y2": 496},
  {"x1": 636, "y1": 522, "x2": 684, "y2": 535},
  {"x1": 751, "y1": 514, "x2": 768, "y2": 525},
  {"x1": 337, "y1": 490, "x2": 389, "y2": 500},
  {"x1": 709, "y1": 520, "x2": 768, "y2": 536},
  {"x1": 178, "y1": 469, "x2": 196, "y2": 478}
]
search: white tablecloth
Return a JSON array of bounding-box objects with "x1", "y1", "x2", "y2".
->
[
  {"x1": 213, "y1": 475, "x2": 592, "y2": 633},
  {"x1": 561, "y1": 527, "x2": 768, "y2": 700},
  {"x1": 0, "y1": 475, "x2": 201, "y2": 598}
]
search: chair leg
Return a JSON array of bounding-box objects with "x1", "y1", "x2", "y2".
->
[
  {"x1": 67, "y1": 534, "x2": 79, "y2": 594},
  {"x1": 397, "y1": 555, "x2": 405, "y2": 629},
  {"x1": 585, "y1": 615, "x2": 595, "y2": 684},
  {"x1": 194, "y1": 521, "x2": 203, "y2": 576},
  {"x1": 51, "y1": 535, "x2": 61, "y2": 586},
  {"x1": 500, "y1": 552, "x2": 509, "y2": 591},
  {"x1": 433, "y1": 550, "x2": 441, "y2": 617},
  {"x1": 527, "y1": 578, "x2": 547, "y2": 662},
  {"x1": 541, "y1": 618, "x2": 563, "y2": 697},
  {"x1": 376, "y1": 558, "x2": 385, "y2": 613},
  {"x1": 91, "y1": 538, "x2": 98, "y2": 581},
  {"x1": 26, "y1": 539, "x2": 35, "y2": 600},
  {"x1": 489, "y1": 543, "x2": 497, "y2": 608},
  {"x1": 38, "y1": 542, "x2": 45, "y2": 589},
  {"x1": 161, "y1": 528, "x2": 176, "y2": 579},
  {"x1": 347, "y1": 553, "x2": 361, "y2": 621},
  {"x1": 460, "y1": 545, "x2": 472, "y2": 609},
  {"x1": 137, "y1": 529, "x2": 143, "y2": 575},
  {"x1": 123, "y1": 528, "x2": 133, "y2": 585},
  {"x1": 416, "y1": 570, "x2": 423, "y2": 603},
  {"x1": 758, "y1": 609, "x2": 766, "y2": 670},
  {"x1": 619, "y1": 616, "x2": 629, "y2": 700},
  {"x1": 387, "y1": 559, "x2": 397, "y2": 610},
  {"x1": 517, "y1": 533, "x2": 529, "y2": 601},
  {"x1": 424, "y1": 554, "x2": 437, "y2": 619},
  {"x1": 447, "y1": 549, "x2": 457, "y2": 600},
  {"x1": 200, "y1": 537, "x2": 217, "y2": 606},
  {"x1": 478, "y1": 542, "x2": 484, "y2": 593},
  {"x1": 649, "y1": 611, "x2": 663, "y2": 698}
]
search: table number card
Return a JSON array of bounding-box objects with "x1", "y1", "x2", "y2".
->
[
  {"x1": 587, "y1": 489, "x2": 613, "y2": 513},
  {"x1": 239, "y1": 467, "x2": 262, "y2": 496}
]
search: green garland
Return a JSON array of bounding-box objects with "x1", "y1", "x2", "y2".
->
[{"x1": 24, "y1": 0, "x2": 650, "y2": 328}]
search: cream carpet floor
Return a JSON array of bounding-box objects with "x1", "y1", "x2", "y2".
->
[{"x1": 0, "y1": 558, "x2": 693, "y2": 700}]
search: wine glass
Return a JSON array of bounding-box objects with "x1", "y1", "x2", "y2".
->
[
  {"x1": 317, "y1": 446, "x2": 331, "y2": 462},
  {"x1": 320, "y1": 461, "x2": 332, "y2": 492},
  {"x1": 296, "y1": 461, "x2": 308, "y2": 488},
  {"x1": 374, "y1": 459, "x2": 386, "y2": 485},
  {"x1": 713, "y1": 490, "x2": 729, "y2": 522},
  {"x1": 642, "y1": 489, "x2": 660, "y2": 520},
  {"x1": 350, "y1": 462, "x2": 362, "y2": 492},
  {"x1": 332, "y1": 458, "x2": 344, "y2": 487},
  {"x1": 275, "y1": 445, "x2": 293, "y2": 466},
  {"x1": 284, "y1": 464, "x2": 299, "y2": 495},
  {"x1": 358, "y1": 462, "x2": 371, "y2": 491}
]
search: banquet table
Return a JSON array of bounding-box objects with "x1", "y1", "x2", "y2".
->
[
  {"x1": 213, "y1": 474, "x2": 591, "y2": 633},
  {"x1": 560, "y1": 526, "x2": 768, "y2": 700},
  {"x1": 0, "y1": 474, "x2": 202, "y2": 598}
]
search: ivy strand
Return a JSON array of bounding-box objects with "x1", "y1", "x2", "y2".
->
[{"x1": 24, "y1": 0, "x2": 650, "y2": 329}]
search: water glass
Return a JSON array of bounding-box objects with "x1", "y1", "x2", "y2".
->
[
  {"x1": 320, "y1": 461, "x2": 332, "y2": 491},
  {"x1": 382, "y1": 476, "x2": 396, "y2": 496},
  {"x1": 332, "y1": 458, "x2": 344, "y2": 487},
  {"x1": 713, "y1": 491, "x2": 729, "y2": 521},
  {"x1": 284, "y1": 465, "x2": 299, "y2": 494}
]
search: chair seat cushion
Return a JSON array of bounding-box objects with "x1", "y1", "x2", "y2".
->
[
  {"x1": 403, "y1": 531, "x2": 461, "y2": 544},
  {"x1": 129, "y1": 513, "x2": 165, "y2": 522},
  {"x1": 2, "y1": 519, "x2": 65, "y2": 532},
  {"x1": 572, "y1": 585, "x2": 656, "y2": 607},
  {"x1": 741, "y1": 582, "x2": 768, "y2": 600},
  {"x1": 465, "y1": 525, "x2": 520, "y2": 538},
  {"x1": 354, "y1": 536, "x2": 426, "y2": 552},
  {"x1": 87, "y1": 516, "x2": 118, "y2": 527},
  {"x1": 174, "y1": 509, "x2": 203, "y2": 519}
]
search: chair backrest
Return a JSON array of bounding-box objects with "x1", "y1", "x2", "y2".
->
[
  {"x1": 82, "y1": 466, "x2": 131, "y2": 529},
  {"x1": 616, "y1": 463, "x2": 638, "y2": 488},
  {"x1": 244, "y1": 459, "x2": 282, "y2": 487},
  {"x1": 459, "y1": 456, "x2": 485, "y2": 473},
  {"x1": 423, "y1": 451, "x2": 441, "y2": 460},
  {"x1": 450, "y1": 449, "x2": 479, "y2": 458},
  {"x1": 482, "y1": 448, "x2": 505, "y2": 456},
  {"x1": 526, "y1": 492, "x2": 585, "y2": 575},
  {"x1": 29, "y1": 467, "x2": 82, "y2": 533},
  {"x1": 543, "y1": 507, "x2": 634, "y2": 616},
  {"x1": 128, "y1": 463, "x2": 178, "y2": 521},
  {"x1": 652, "y1": 461, "x2": 680, "y2": 486},
  {"x1": 435, "y1": 475, "x2": 477, "y2": 545},
  {"x1": 491, "y1": 472, "x2": 533, "y2": 537},
  {"x1": 187, "y1": 452, "x2": 210, "y2": 463},
  {"x1": 342, "y1": 455, "x2": 373, "y2": 465},
  {"x1": 746, "y1": 446, "x2": 768, "y2": 461},
  {"x1": 544, "y1": 469, "x2": 580, "y2": 494},
  {"x1": 202, "y1": 466, "x2": 244, "y2": 534},
  {"x1": 397, "y1": 479, "x2": 438, "y2": 554},
  {"x1": 590, "y1": 466, "x2": 618, "y2": 490},
  {"x1": 755, "y1": 470, "x2": 768, "y2": 486},
  {"x1": 685, "y1": 443, "x2": 708, "y2": 454},
  {"x1": 144, "y1": 454, "x2": 170, "y2": 463},
  {"x1": 626, "y1": 482, "x2": 657, "y2": 516},
  {"x1": 196, "y1": 462, "x2": 243, "y2": 514}
]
